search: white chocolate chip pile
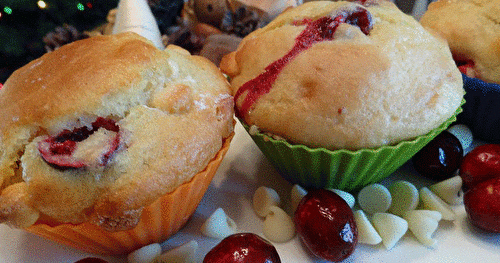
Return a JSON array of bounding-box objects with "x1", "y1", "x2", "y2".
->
[
  {"x1": 252, "y1": 186, "x2": 281, "y2": 217},
  {"x1": 154, "y1": 241, "x2": 198, "y2": 263},
  {"x1": 127, "y1": 240, "x2": 199, "y2": 263},
  {"x1": 372, "y1": 212, "x2": 408, "y2": 250},
  {"x1": 262, "y1": 205, "x2": 296, "y2": 243},
  {"x1": 357, "y1": 184, "x2": 392, "y2": 214},
  {"x1": 122, "y1": 123, "x2": 473, "y2": 262},
  {"x1": 200, "y1": 207, "x2": 238, "y2": 239},
  {"x1": 251, "y1": 186, "x2": 296, "y2": 243},
  {"x1": 388, "y1": 180, "x2": 419, "y2": 216},
  {"x1": 123, "y1": 174, "x2": 465, "y2": 263},
  {"x1": 127, "y1": 243, "x2": 161, "y2": 263},
  {"x1": 352, "y1": 175, "x2": 463, "y2": 250}
]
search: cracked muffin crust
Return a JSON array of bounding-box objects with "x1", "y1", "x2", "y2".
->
[
  {"x1": 220, "y1": 0, "x2": 464, "y2": 150},
  {"x1": 0, "y1": 32, "x2": 234, "y2": 231},
  {"x1": 420, "y1": 0, "x2": 500, "y2": 84}
]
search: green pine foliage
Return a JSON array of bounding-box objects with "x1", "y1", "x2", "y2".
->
[{"x1": 0, "y1": 0, "x2": 118, "y2": 82}]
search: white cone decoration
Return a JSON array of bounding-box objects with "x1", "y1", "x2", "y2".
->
[
  {"x1": 358, "y1": 184, "x2": 392, "y2": 214},
  {"x1": 262, "y1": 206, "x2": 296, "y2": 243},
  {"x1": 353, "y1": 210, "x2": 382, "y2": 245},
  {"x1": 155, "y1": 240, "x2": 198, "y2": 263},
  {"x1": 127, "y1": 243, "x2": 161, "y2": 263},
  {"x1": 328, "y1": 188, "x2": 355, "y2": 208},
  {"x1": 388, "y1": 180, "x2": 419, "y2": 217},
  {"x1": 291, "y1": 184, "x2": 308, "y2": 212},
  {"x1": 419, "y1": 187, "x2": 456, "y2": 221},
  {"x1": 112, "y1": 0, "x2": 165, "y2": 49},
  {"x1": 200, "y1": 208, "x2": 237, "y2": 239},
  {"x1": 429, "y1": 175, "x2": 464, "y2": 205},
  {"x1": 372, "y1": 213, "x2": 408, "y2": 250},
  {"x1": 403, "y1": 210, "x2": 442, "y2": 248},
  {"x1": 253, "y1": 186, "x2": 281, "y2": 217}
]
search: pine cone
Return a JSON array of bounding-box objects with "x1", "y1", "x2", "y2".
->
[
  {"x1": 43, "y1": 24, "x2": 89, "y2": 53},
  {"x1": 220, "y1": 5, "x2": 268, "y2": 37}
]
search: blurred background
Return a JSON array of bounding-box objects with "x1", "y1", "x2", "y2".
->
[{"x1": 0, "y1": 0, "x2": 431, "y2": 83}]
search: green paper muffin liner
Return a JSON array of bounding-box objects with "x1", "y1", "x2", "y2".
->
[{"x1": 243, "y1": 101, "x2": 464, "y2": 192}]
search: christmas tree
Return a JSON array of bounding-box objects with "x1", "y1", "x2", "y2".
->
[{"x1": 0, "y1": 0, "x2": 118, "y2": 83}]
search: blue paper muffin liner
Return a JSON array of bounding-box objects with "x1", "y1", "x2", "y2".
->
[{"x1": 457, "y1": 74, "x2": 500, "y2": 143}]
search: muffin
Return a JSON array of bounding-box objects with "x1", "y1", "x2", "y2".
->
[
  {"x1": 220, "y1": 0, "x2": 464, "y2": 191},
  {"x1": 0, "y1": 32, "x2": 234, "y2": 254},
  {"x1": 420, "y1": 0, "x2": 500, "y2": 142}
]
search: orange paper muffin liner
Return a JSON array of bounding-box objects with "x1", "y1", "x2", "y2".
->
[{"x1": 25, "y1": 133, "x2": 234, "y2": 255}]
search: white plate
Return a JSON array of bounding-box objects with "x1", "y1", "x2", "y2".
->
[{"x1": 1, "y1": 121, "x2": 500, "y2": 263}]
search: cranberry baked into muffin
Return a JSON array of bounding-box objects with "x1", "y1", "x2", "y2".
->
[
  {"x1": 220, "y1": 0, "x2": 464, "y2": 190},
  {"x1": 0, "y1": 32, "x2": 234, "y2": 254}
]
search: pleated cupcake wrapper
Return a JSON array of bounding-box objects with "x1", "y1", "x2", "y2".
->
[
  {"x1": 25, "y1": 133, "x2": 234, "y2": 255},
  {"x1": 457, "y1": 74, "x2": 500, "y2": 143},
  {"x1": 243, "y1": 102, "x2": 463, "y2": 192}
]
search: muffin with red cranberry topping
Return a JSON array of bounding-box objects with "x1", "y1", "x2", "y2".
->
[
  {"x1": 220, "y1": 0, "x2": 463, "y2": 191},
  {"x1": 0, "y1": 32, "x2": 234, "y2": 254},
  {"x1": 420, "y1": 0, "x2": 500, "y2": 142}
]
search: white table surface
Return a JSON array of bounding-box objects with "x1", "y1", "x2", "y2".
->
[{"x1": 1, "y1": 120, "x2": 500, "y2": 263}]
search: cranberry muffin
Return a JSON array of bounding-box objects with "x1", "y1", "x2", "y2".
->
[{"x1": 0, "y1": 32, "x2": 234, "y2": 253}]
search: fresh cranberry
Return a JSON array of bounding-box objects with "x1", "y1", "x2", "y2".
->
[
  {"x1": 294, "y1": 189, "x2": 358, "y2": 262},
  {"x1": 460, "y1": 144, "x2": 500, "y2": 190},
  {"x1": 203, "y1": 233, "x2": 281, "y2": 263},
  {"x1": 464, "y1": 177, "x2": 500, "y2": 233},
  {"x1": 412, "y1": 131, "x2": 463, "y2": 181}
]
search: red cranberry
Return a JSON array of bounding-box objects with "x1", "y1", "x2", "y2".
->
[
  {"x1": 464, "y1": 177, "x2": 500, "y2": 233},
  {"x1": 412, "y1": 131, "x2": 463, "y2": 181},
  {"x1": 38, "y1": 117, "x2": 120, "y2": 169},
  {"x1": 203, "y1": 233, "x2": 281, "y2": 263},
  {"x1": 294, "y1": 189, "x2": 358, "y2": 262},
  {"x1": 460, "y1": 144, "x2": 500, "y2": 190}
]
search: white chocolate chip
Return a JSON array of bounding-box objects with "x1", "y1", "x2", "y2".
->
[
  {"x1": 262, "y1": 206, "x2": 296, "y2": 243},
  {"x1": 358, "y1": 184, "x2": 392, "y2": 214},
  {"x1": 447, "y1": 124, "x2": 473, "y2": 151},
  {"x1": 388, "y1": 180, "x2": 419, "y2": 216},
  {"x1": 372, "y1": 213, "x2": 408, "y2": 250},
  {"x1": 403, "y1": 210, "x2": 442, "y2": 248},
  {"x1": 419, "y1": 187, "x2": 456, "y2": 221},
  {"x1": 328, "y1": 188, "x2": 355, "y2": 208},
  {"x1": 429, "y1": 175, "x2": 464, "y2": 205},
  {"x1": 253, "y1": 186, "x2": 281, "y2": 217},
  {"x1": 353, "y1": 210, "x2": 382, "y2": 245},
  {"x1": 127, "y1": 243, "x2": 161, "y2": 263},
  {"x1": 155, "y1": 240, "x2": 198, "y2": 263},
  {"x1": 291, "y1": 184, "x2": 308, "y2": 212},
  {"x1": 200, "y1": 208, "x2": 237, "y2": 239}
]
